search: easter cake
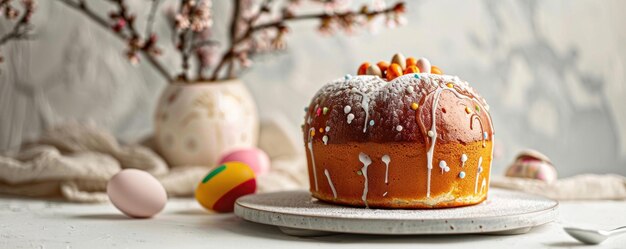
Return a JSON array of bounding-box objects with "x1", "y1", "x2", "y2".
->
[{"x1": 302, "y1": 53, "x2": 494, "y2": 208}]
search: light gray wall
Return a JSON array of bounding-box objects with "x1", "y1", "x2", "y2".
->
[{"x1": 1, "y1": 0, "x2": 625, "y2": 177}]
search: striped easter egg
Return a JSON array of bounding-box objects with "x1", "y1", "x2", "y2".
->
[{"x1": 195, "y1": 162, "x2": 256, "y2": 213}]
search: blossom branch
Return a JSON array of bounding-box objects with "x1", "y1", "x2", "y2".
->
[
  {"x1": 210, "y1": 1, "x2": 406, "y2": 81},
  {"x1": 56, "y1": 0, "x2": 172, "y2": 81},
  {"x1": 0, "y1": 0, "x2": 36, "y2": 63}
]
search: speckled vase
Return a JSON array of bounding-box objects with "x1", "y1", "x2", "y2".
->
[{"x1": 154, "y1": 79, "x2": 259, "y2": 167}]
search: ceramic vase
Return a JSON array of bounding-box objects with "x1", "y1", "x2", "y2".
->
[{"x1": 154, "y1": 79, "x2": 259, "y2": 167}]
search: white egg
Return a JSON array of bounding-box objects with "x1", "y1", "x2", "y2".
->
[{"x1": 107, "y1": 169, "x2": 167, "y2": 218}]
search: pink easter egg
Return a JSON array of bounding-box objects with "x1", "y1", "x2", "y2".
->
[{"x1": 218, "y1": 148, "x2": 270, "y2": 176}]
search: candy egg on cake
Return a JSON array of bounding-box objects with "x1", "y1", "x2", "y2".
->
[{"x1": 303, "y1": 53, "x2": 494, "y2": 208}]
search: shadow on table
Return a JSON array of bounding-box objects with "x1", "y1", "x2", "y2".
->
[
  {"x1": 209, "y1": 216, "x2": 554, "y2": 244},
  {"x1": 543, "y1": 242, "x2": 588, "y2": 248},
  {"x1": 71, "y1": 214, "x2": 135, "y2": 220}
]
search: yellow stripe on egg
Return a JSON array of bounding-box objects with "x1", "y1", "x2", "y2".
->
[{"x1": 195, "y1": 162, "x2": 256, "y2": 210}]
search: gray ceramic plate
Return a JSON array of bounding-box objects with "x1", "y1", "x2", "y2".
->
[{"x1": 234, "y1": 188, "x2": 558, "y2": 236}]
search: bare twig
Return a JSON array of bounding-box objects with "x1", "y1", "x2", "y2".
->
[
  {"x1": 144, "y1": 0, "x2": 160, "y2": 39},
  {"x1": 210, "y1": 2, "x2": 404, "y2": 81},
  {"x1": 0, "y1": 0, "x2": 36, "y2": 63},
  {"x1": 56, "y1": 0, "x2": 172, "y2": 81}
]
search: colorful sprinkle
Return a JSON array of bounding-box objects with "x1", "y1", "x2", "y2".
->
[
  {"x1": 322, "y1": 107, "x2": 329, "y2": 115},
  {"x1": 475, "y1": 105, "x2": 480, "y2": 113},
  {"x1": 319, "y1": 128, "x2": 324, "y2": 133},
  {"x1": 369, "y1": 120, "x2": 375, "y2": 126},
  {"x1": 396, "y1": 125, "x2": 403, "y2": 132},
  {"x1": 344, "y1": 105, "x2": 352, "y2": 114},
  {"x1": 411, "y1": 102, "x2": 419, "y2": 110},
  {"x1": 357, "y1": 170, "x2": 363, "y2": 176},
  {"x1": 310, "y1": 129, "x2": 316, "y2": 137},
  {"x1": 325, "y1": 126, "x2": 330, "y2": 132},
  {"x1": 439, "y1": 160, "x2": 450, "y2": 173},
  {"x1": 465, "y1": 106, "x2": 472, "y2": 114},
  {"x1": 428, "y1": 130, "x2": 435, "y2": 137},
  {"x1": 406, "y1": 86, "x2": 415, "y2": 93},
  {"x1": 345, "y1": 74, "x2": 352, "y2": 80},
  {"x1": 316, "y1": 107, "x2": 322, "y2": 116},
  {"x1": 347, "y1": 113, "x2": 355, "y2": 124},
  {"x1": 459, "y1": 171, "x2": 466, "y2": 179},
  {"x1": 483, "y1": 132, "x2": 488, "y2": 139},
  {"x1": 414, "y1": 74, "x2": 420, "y2": 79},
  {"x1": 446, "y1": 83, "x2": 454, "y2": 88}
]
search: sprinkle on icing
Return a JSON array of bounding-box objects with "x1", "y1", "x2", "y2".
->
[
  {"x1": 344, "y1": 105, "x2": 352, "y2": 114},
  {"x1": 461, "y1": 154, "x2": 468, "y2": 168},
  {"x1": 407, "y1": 86, "x2": 414, "y2": 93},
  {"x1": 439, "y1": 160, "x2": 450, "y2": 174},
  {"x1": 369, "y1": 120, "x2": 375, "y2": 126},
  {"x1": 347, "y1": 113, "x2": 355, "y2": 124},
  {"x1": 325, "y1": 126, "x2": 330, "y2": 132},
  {"x1": 323, "y1": 107, "x2": 329, "y2": 115},
  {"x1": 396, "y1": 125, "x2": 403, "y2": 132},
  {"x1": 459, "y1": 171, "x2": 466, "y2": 179}
]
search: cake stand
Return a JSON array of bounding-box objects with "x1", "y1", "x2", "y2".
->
[{"x1": 234, "y1": 188, "x2": 558, "y2": 236}]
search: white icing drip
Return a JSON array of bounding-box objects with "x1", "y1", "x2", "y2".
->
[
  {"x1": 461, "y1": 154, "x2": 468, "y2": 168},
  {"x1": 322, "y1": 135, "x2": 328, "y2": 145},
  {"x1": 347, "y1": 113, "x2": 355, "y2": 124},
  {"x1": 359, "y1": 152, "x2": 372, "y2": 208},
  {"x1": 382, "y1": 154, "x2": 391, "y2": 184},
  {"x1": 324, "y1": 169, "x2": 337, "y2": 198},
  {"x1": 425, "y1": 87, "x2": 444, "y2": 198},
  {"x1": 475, "y1": 156, "x2": 483, "y2": 194},
  {"x1": 480, "y1": 178, "x2": 487, "y2": 194},
  {"x1": 471, "y1": 115, "x2": 487, "y2": 148},
  {"x1": 307, "y1": 128, "x2": 318, "y2": 191},
  {"x1": 424, "y1": 81, "x2": 495, "y2": 198},
  {"x1": 352, "y1": 87, "x2": 371, "y2": 133},
  {"x1": 439, "y1": 160, "x2": 450, "y2": 174}
]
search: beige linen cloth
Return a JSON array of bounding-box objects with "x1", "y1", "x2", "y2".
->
[
  {"x1": 1, "y1": 120, "x2": 625, "y2": 202},
  {"x1": 0, "y1": 119, "x2": 308, "y2": 202}
]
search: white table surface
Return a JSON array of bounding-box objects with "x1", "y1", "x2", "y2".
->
[{"x1": 1, "y1": 192, "x2": 625, "y2": 249}]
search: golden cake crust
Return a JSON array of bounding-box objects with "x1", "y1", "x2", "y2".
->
[{"x1": 303, "y1": 73, "x2": 494, "y2": 209}]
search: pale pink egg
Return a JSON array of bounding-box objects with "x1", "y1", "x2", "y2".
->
[
  {"x1": 107, "y1": 169, "x2": 167, "y2": 218},
  {"x1": 218, "y1": 148, "x2": 270, "y2": 176}
]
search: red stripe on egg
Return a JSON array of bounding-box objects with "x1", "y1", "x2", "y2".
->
[{"x1": 212, "y1": 178, "x2": 257, "y2": 213}]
